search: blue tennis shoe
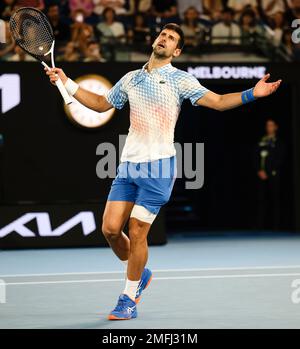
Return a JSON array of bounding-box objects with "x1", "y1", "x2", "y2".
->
[
  {"x1": 108, "y1": 294, "x2": 137, "y2": 320},
  {"x1": 135, "y1": 268, "x2": 153, "y2": 304}
]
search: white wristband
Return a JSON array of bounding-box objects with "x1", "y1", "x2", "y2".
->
[{"x1": 64, "y1": 78, "x2": 79, "y2": 96}]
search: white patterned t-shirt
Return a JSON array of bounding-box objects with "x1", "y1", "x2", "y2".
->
[{"x1": 106, "y1": 63, "x2": 210, "y2": 163}]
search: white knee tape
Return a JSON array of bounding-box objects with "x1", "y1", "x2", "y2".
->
[{"x1": 130, "y1": 205, "x2": 157, "y2": 224}]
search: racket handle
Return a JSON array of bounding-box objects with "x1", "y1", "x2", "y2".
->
[
  {"x1": 41, "y1": 62, "x2": 72, "y2": 105},
  {"x1": 55, "y1": 77, "x2": 73, "y2": 105}
]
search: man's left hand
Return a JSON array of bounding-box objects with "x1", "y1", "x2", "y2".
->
[{"x1": 253, "y1": 74, "x2": 282, "y2": 98}]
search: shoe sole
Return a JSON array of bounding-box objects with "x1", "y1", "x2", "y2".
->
[
  {"x1": 135, "y1": 275, "x2": 153, "y2": 304},
  {"x1": 107, "y1": 314, "x2": 137, "y2": 321}
]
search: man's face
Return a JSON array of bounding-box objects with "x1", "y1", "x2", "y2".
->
[
  {"x1": 242, "y1": 14, "x2": 253, "y2": 26},
  {"x1": 223, "y1": 11, "x2": 233, "y2": 25},
  {"x1": 87, "y1": 43, "x2": 100, "y2": 57},
  {"x1": 105, "y1": 9, "x2": 114, "y2": 22},
  {"x1": 47, "y1": 6, "x2": 59, "y2": 20},
  {"x1": 185, "y1": 8, "x2": 198, "y2": 21},
  {"x1": 152, "y1": 29, "x2": 181, "y2": 59},
  {"x1": 266, "y1": 120, "x2": 278, "y2": 135}
]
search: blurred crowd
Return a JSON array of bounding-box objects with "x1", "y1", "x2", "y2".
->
[{"x1": 0, "y1": 0, "x2": 300, "y2": 62}]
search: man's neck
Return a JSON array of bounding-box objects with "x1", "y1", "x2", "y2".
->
[{"x1": 147, "y1": 53, "x2": 172, "y2": 72}]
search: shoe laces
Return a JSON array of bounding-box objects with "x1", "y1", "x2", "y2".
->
[{"x1": 114, "y1": 297, "x2": 129, "y2": 312}]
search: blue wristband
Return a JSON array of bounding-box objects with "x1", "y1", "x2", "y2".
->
[{"x1": 241, "y1": 88, "x2": 256, "y2": 104}]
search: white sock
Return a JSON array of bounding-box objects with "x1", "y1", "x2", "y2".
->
[
  {"x1": 123, "y1": 279, "x2": 140, "y2": 301},
  {"x1": 122, "y1": 260, "x2": 128, "y2": 268}
]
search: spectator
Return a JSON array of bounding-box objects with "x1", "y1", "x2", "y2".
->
[
  {"x1": 8, "y1": 44, "x2": 35, "y2": 61},
  {"x1": 69, "y1": 0, "x2": 95, "y2": 17},
  {"x1": 0, "y1": 0, "x2": 16, "y2": 21},
  {"x1": 127, "y1": 12, "x2": 151, "y2": 44},
  {"x1": 71, "y1": 8, "x2": 95, "y2": 54},
  {"x1": 44, "y1": 0, "x2": 70, "y2": 18},
  {"x1": 0, "y1": 21, "x2": 15, "y2": 61},
  {"x1": 97, "y1": 7, "x2": 126, "y2": 43},
  {"x1": 46, "y1": 4, "x2": 71, "y2": 43},
  {"x1": 271, "y1": 12, "x2": 286, "y2": 47},
  {"x1": 282, "y1": 28, "x2": 295, "y2": 57},
  {"x1": 257, "y1": 1, "x2": 286, "y2": 47},
  {"x1": 284, "y1": 0, "x2": 300, "y2": 24},
  {"x1": 240, "y1": 9, "x2": 262, "y2": 45},
  {"x1": 211, "y1": 8, "x2": 241, "y2": 44},
  {"x1": 227, "y1": 0, "x2": 257, "y2": 16},
  {"x1": 15, "y1": 0, "x2": 44, "y2": 10},
  {"x1": 128, "y1": 0, "x2": 152, "y2": 15},
  {"x1": 181, "y1": 7, "x2": 205, "y2": 47},
  {"x1": 259, "y1": 0, "x2": 285, "y2": 17},
  {"x1": 203, "y1": 0, "x2": 223, "y2": 21},
  {"x1": 151, "y1": 0, "x2": 178, "y2": 19},
  {"x1": 0, "y1": 19, "x2": 4, "y2": 44},
  {"x1": 177, "y1": 0, "x2": 203, "y2": 20},
  {"x1": 254, "y1": 119, "x2": 285, "y2": 231},
  {"x1": 93, "y1": 0, "x2": 128, "y2": 15},
  {"x1": 57, "y1": 41, "x2": 81, "y2": 61},
  {"x1": 284, "y1": 25, "x2": 300, "y2": 62},
  {"x1": 83, "y1": 40, "x2": 106, "y2": 61}
]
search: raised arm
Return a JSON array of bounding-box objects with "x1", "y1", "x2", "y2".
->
[
  {"x1": 45, "y1": 67, "x2": 113, "y2": 113},
  {"x1": 197, "y1": 74, "x2": 282, "y2": 111}
]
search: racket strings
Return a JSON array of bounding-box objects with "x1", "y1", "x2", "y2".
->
[{"x1": 10, "y1": 8, "x2": 54, "y2": 59}]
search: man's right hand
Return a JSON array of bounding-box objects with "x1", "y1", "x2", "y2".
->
[
  {"x1": 258, "y1": 170, "x2": 268, "y2": 181},
  {"x1": 44, "y1": 67, "x2": 68, "y2": 86}
]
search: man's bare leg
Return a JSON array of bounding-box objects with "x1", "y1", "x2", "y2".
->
[
  {"x1": 102, "y1": 201, "x2": 134, "y2": 261},
  {"x1": 127, "y1": 217, "x2": 152, "y2": 281}
]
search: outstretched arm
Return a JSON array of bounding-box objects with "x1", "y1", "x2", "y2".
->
[
  {"x1": 197, "y1": 74, "x2": 282, "y2": 111},
  {"x1": 46, "y1": 67, "x2": 113, "y2": 113}
]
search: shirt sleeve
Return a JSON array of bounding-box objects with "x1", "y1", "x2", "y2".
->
[
  {"x1": 178, "y1": 72, "x2": 210, "y2": 106},
  {"x1": 105, "y1": 72, "x2": 131, "y2": 109}
]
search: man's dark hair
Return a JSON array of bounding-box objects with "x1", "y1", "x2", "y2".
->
[
  {"x1": 161, "y1": 23, "x2": 185, "y2": 49},
  {"x1": 266, "y1": 118, "x2": 279, "y2": 126},
  {"x1": 223, "y1": 7, "x2": 235, "y2": 16},
  {"x1": 103, "y1": 7, "x2": 116, "y2": 19},
  {"x1": 240, "y1": 9, "x2": 256, "y2": 27}
]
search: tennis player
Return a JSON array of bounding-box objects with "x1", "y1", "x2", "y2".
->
[{"x1": 46, "y1": 23, "x2": 281, "y2": 321}]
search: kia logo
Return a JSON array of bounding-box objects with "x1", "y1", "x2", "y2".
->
[{"x1": 0, "y1": 212, "x2": 97, "y2": 238}]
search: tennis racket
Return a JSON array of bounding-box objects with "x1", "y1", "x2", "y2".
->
[{"x1": 9, "y1": 7, "x2": 72, "y2": 105}]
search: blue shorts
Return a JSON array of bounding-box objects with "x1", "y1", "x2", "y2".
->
[{"x1": 107, "y1": 156, "x2": 177, "y2": 215}]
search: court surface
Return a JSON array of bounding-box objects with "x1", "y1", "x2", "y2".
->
[{"x1": 1, "y1": 232, "x2": 300, "y2": 329}]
